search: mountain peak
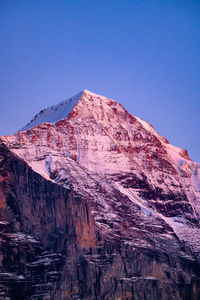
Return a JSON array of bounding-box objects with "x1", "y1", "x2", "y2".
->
[
  {"x1": 21, "y1": 90, "x2": 85, "y2": 131},
  {"x1": 20, "y1": 90, "x2": 112, "y2": 131},
  {"x1": 82, "y1": 89, "x2": 106, "y2": 98}
]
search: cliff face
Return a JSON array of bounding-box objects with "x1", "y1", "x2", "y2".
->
[
  {"x1": 0, "y1": 90, "x2": 200, "y2": 299},
  {"x1": 1, "y1": 140, "x2": 200, "y2": 300}
]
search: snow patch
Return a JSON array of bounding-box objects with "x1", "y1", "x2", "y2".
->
[
  {"x1": 21, "y1": 91, "x2": 84, "y2": 131},
  {"x1": 140, "y1": 206, "x2": 152, "y2": 217},
  {"x1": 45, "y1": 156, "x2": 52, "y2": 176}
]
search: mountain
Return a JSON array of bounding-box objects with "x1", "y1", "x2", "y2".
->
[{"x1": 0, "y1": 89, "x2": 200, "y2": 299}]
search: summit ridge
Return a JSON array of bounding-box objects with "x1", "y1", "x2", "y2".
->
[
  {"x1": 21, "y1": 90, "x2": 84, "y2": 131},
  {"x1": 20, "y1": 90, "x2": 112, "y2": 132}
]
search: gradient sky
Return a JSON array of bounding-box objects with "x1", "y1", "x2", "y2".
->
[{"x1": 0, "y1": 0, "x2": 199, "y2": 162}]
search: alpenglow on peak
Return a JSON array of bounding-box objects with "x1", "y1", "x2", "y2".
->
[{"x1": 21, "y1": 89, "x2": 106, "y2": 131}]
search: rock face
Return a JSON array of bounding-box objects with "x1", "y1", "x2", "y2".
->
[{"x1": 0, "y1": 89, "x2": 200, "y2": 299}]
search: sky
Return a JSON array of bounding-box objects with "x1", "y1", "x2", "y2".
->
[{"x1": 0, "y1": 0, "x2": 199, "y2": 162}]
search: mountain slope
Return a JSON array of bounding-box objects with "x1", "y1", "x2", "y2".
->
[
  {"x1": 21, "y1": 91, "x2": 84, "y2": 131},
  {"x1": 0, "y1": 89, "x2": 200, "y2": 299}
]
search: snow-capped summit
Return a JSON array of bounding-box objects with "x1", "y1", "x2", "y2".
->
[
  {"x1": 21, "y1": 89, "x2": 112, "y2": 131},
  {"x1": 21, "y1": 90, "x2": 84, "y2": 131}
]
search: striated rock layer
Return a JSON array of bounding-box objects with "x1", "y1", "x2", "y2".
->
[{"x1": 0, "y1": 90, "x2": 200, "y2": 299}]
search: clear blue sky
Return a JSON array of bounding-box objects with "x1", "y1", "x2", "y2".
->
[{"x1": 0, "y1": 0, "x2": 199, "y2": 162}]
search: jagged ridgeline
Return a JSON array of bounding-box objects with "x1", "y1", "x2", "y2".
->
[{"x1": 0, "y1": 90, "x2": 200, "y2": 299}]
